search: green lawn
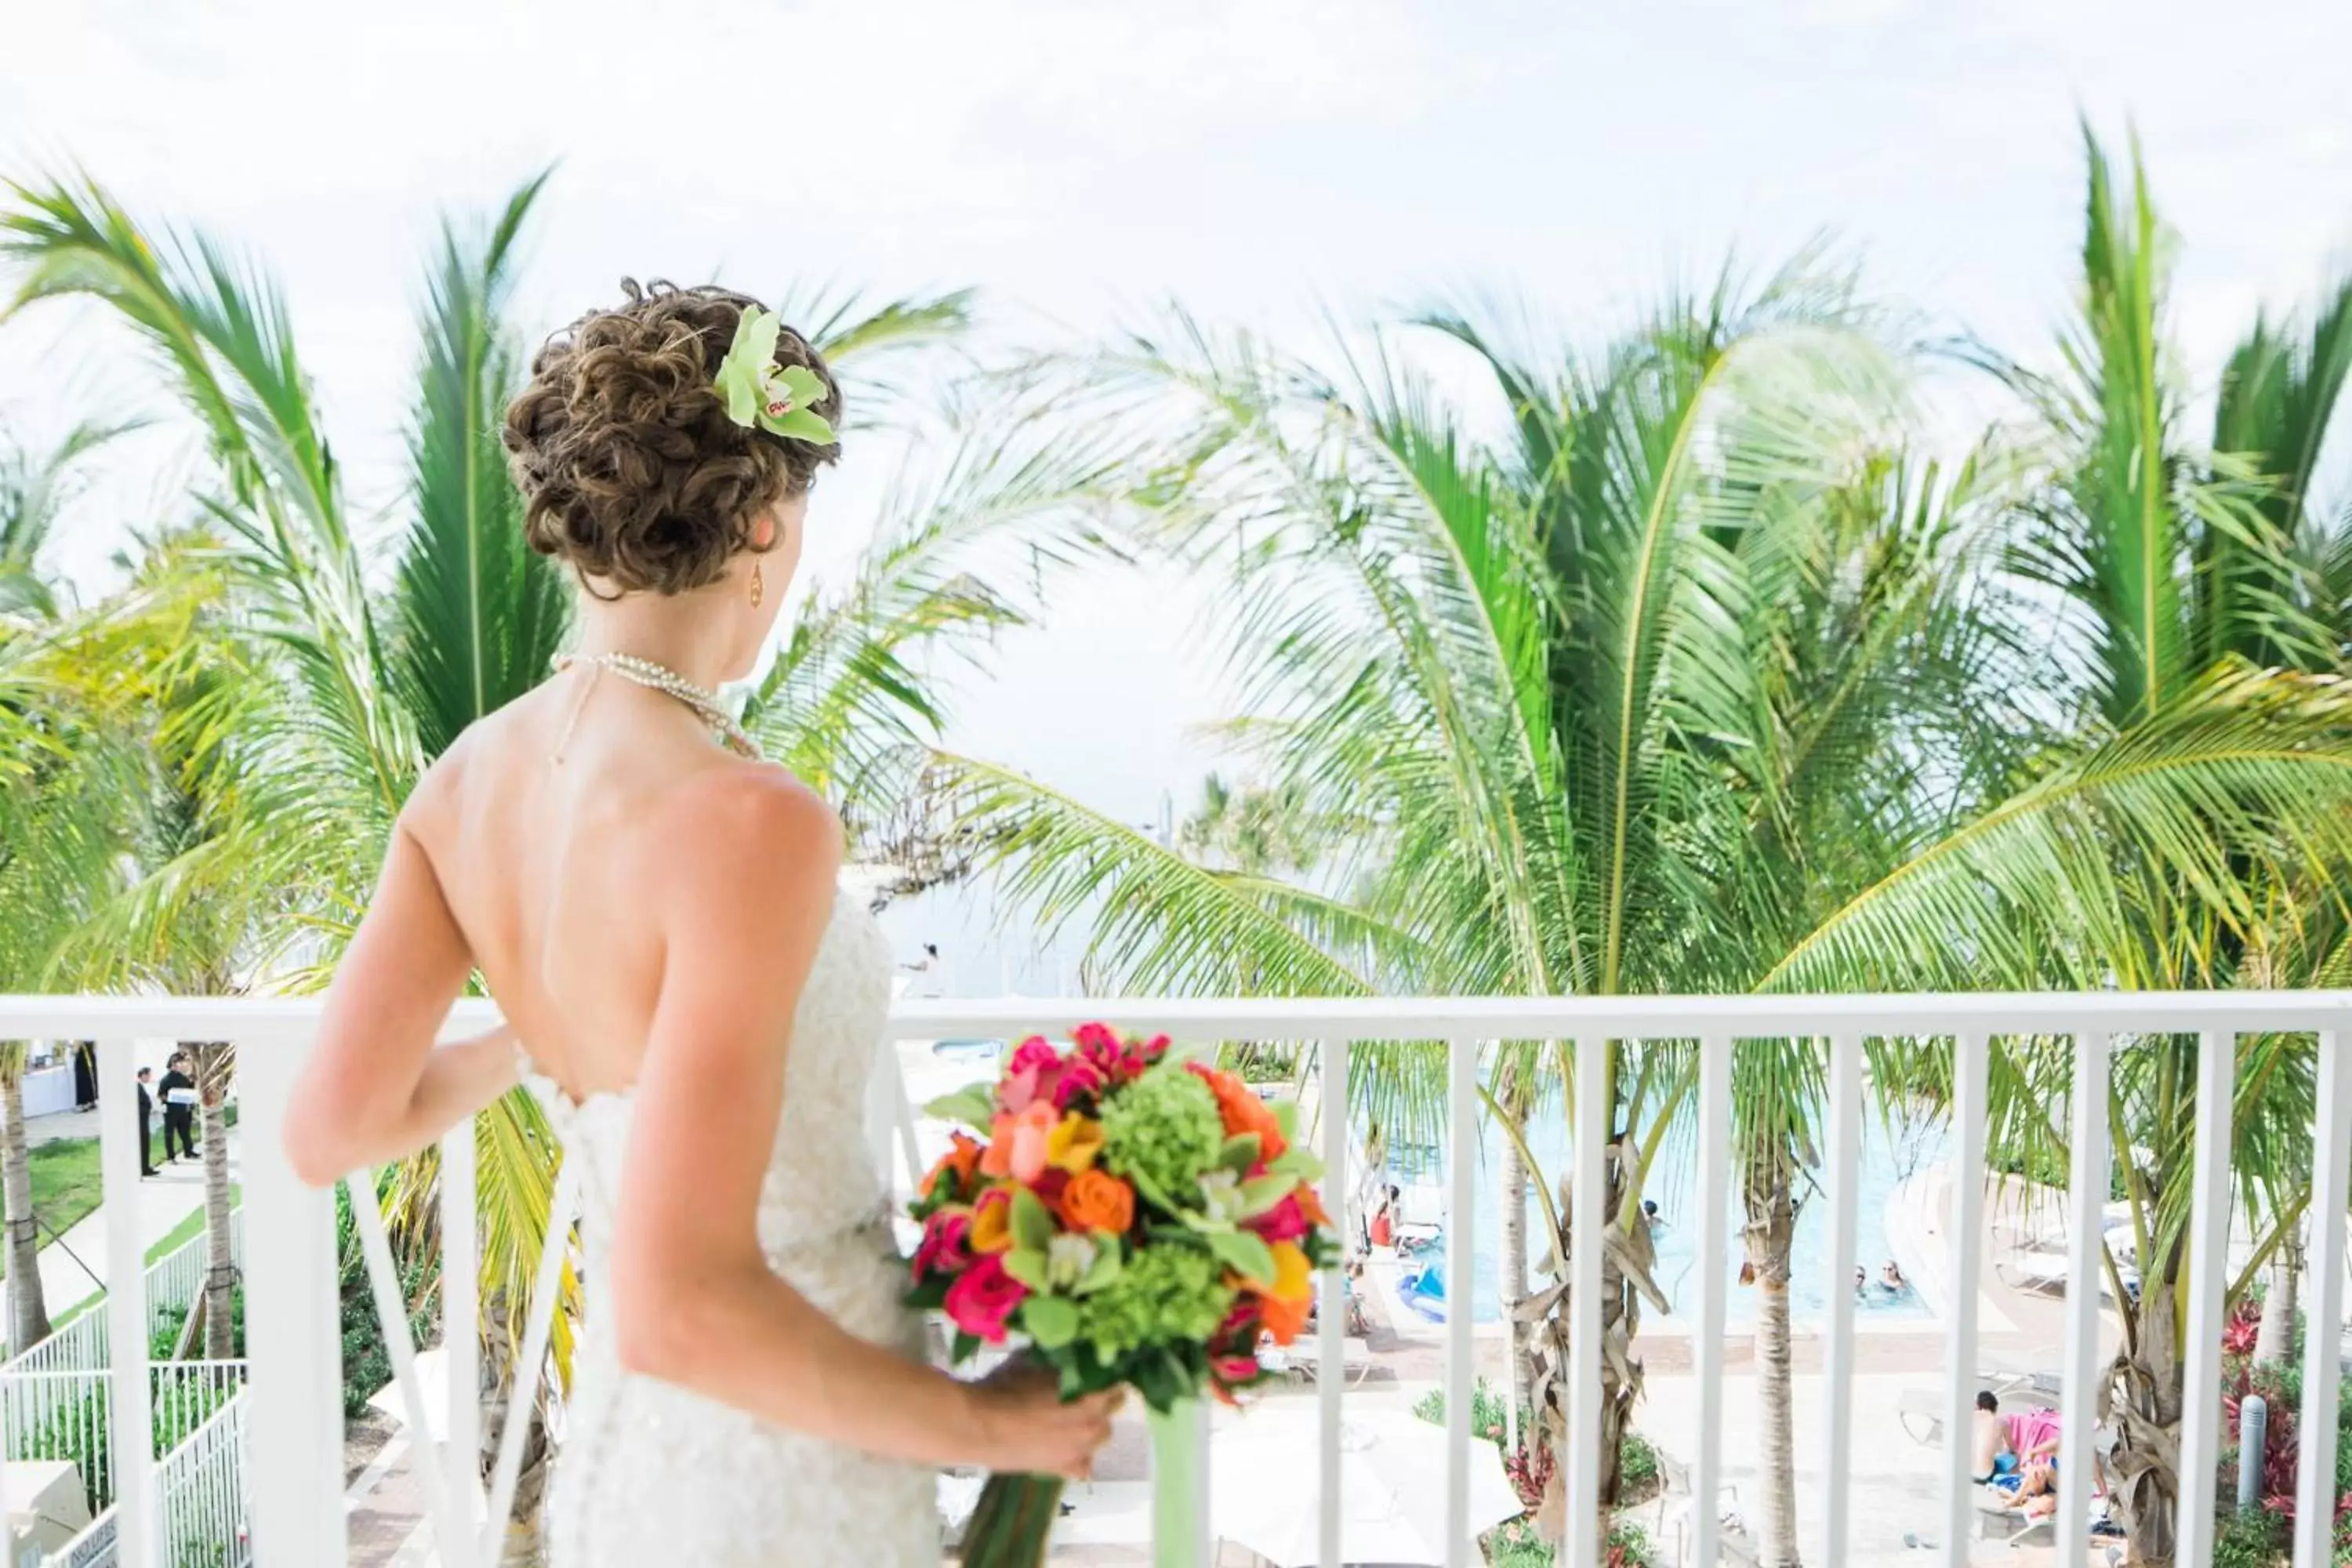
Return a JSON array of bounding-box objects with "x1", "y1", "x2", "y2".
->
[
  {"x1": 140, "y1": 1188, "x2": 241, "y2": 1264},
  {"x1": 0, "y1": 1137, "x2": 108, "y2": 1279}
]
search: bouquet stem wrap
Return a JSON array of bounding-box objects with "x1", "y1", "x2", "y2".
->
[
  {"x1": 956, "y1": 1474, "x2": 1065, "y2": 1568},
  {"x1": 1147, "y1": 1397, "x2": 1204, "y2": 1567},
  {"x1": 956, "y1": 1398, "x2": 1202, "y2": 1568}
]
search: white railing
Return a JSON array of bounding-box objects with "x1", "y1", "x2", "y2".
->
[
  {"x1": 1, "y1": 1360, "x2": 246, "y2": 1515},
  {"x1": 5, "y1": 1214, "x2": 246, "y2": 1378},
  {"x1": 2, "y1": 991, "x2": 2350, "y2": 1568},
  {"x1": 49, "y1": 1390, "x2": 252, "y2": 1568}
]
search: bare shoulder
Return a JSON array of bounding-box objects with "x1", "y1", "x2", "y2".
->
[{"x1": 624, "y1": 761, "x2": 843, "y2": 916}]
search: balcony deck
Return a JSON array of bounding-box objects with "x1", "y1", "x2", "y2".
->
[{"x1": 2, "y1": 990, "x2": 2347, "y2": 1568}]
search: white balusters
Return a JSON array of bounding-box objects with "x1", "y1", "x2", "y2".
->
[
  {"x1": 1938, "y1": 1030, "x2": 1987, "y2": 1568},
  {"x1": 2175, "y1": 1030, "x2": 2236, "y2": 1568},
  {"x1": 1820, "y1": 1029, "x2": 1864, "y2": 1566}
]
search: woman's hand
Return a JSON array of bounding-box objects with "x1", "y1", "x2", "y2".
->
[{"x1": 965, "y1": 1364, "x2": 1122, "y2": 1479}]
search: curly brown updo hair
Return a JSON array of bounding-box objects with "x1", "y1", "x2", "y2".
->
[{"x1": 503, "y1": 280, "x2": 842, "y2": 596}]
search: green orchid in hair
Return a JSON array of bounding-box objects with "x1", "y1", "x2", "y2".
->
[{"x1": 713, "y1": 306, "x2": 837, "y2": 445}]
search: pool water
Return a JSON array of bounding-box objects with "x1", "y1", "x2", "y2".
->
[{"x1": 1396, "y1": 1110, "x2": 1947, "y2": 1326}]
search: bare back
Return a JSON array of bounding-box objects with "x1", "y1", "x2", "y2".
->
[{"x1": 402, "y1": 670, "x2": 785, "y2": 1102}]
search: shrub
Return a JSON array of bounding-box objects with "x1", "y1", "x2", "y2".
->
[
  {"x1": 2212, "y1": 1502, "x2": 2285, "y2": 1568},
  {"x1": 336, "y1": 1183, "x2": 438, "y2": 1421}
]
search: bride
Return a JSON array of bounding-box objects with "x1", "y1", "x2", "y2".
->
[{"x1": 284, "y1": 281, "x2": 1115, "y2": 1565}]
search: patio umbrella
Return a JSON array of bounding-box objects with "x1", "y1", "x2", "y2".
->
[{"x1": 1207, "y1": 1403, "x2": 1524, "y2": 1566}]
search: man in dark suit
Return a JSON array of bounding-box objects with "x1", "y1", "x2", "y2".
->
[
  {"x1": 136, "y1": 1066, "x2": 158, "y2": 1178},
  {"x1": 160, "y1": 1054, "x2": 199, "y2": 1162}
]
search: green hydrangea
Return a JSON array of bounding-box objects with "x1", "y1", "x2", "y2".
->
[
  {"x1": 1100, "y1": 1065, "x2": 1225, "y2": 1201},
  {"x1": 1075, "y1": 1238, "x2": 1233, "y2": 1361}
]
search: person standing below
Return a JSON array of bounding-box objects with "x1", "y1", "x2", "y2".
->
[
  {"x1": 136, "y1": 1066, "x2": 158, "y2": 1178},
  {"x1": 160, "y1": 1054, "x2": 199, "y2": 1163}
]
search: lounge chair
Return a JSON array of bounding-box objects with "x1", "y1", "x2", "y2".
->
[
  {"x1": 1895, "y1": 1368, "x2": 2061, "y2": 1446},
  {"x1": 1653, "y1": 1450, "x2": 1751, "y2": 1565},
  {"x1": 1270, "y1": 1334, "x2": 1374, "y2": 1388}
]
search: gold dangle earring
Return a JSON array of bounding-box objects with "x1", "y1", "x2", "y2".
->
[{"x1": 750, "y1": 557, "x2": 764, "y2": 608}]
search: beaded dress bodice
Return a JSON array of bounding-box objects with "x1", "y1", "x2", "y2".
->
[{"x1": 527, "y1": 888, "x2": 936, "y2": 1566}]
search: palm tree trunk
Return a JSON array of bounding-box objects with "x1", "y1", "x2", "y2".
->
[
  {"x1": 192, "y1": 1042, "x2": 238, "y2": 1359},
  {"x1": 2100, "y1": 1231, "x2": 2185, "y2": 1566},
  {"x1": 1530, "y1": 1138, "x2": 1662, "y2": 1552},
  {"x1": 1498, "y1": 1131, "x2": 1532, "y2": 1428},
  {"x1": 1744, "y1": 1168, "x2": 1802, "y2": 1568},
  {"x1": 477, "y1": 1289, "x2": 554, "y2": 1565},
  {"x1": 2253, "y1": 1237, "x2": 2299, "y2": 1369},
  {"x1": 2, "y1": 1053, "x2": 50, "y2": 1355}
]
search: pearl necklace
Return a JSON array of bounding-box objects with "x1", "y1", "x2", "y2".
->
[{"x1": 554, "y1": 652, "x2": 762, "y2": 760}]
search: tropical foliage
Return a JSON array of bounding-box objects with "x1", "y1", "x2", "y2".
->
[
  {"x1": 924, "y1": 129, "x2": 2352, "y2": 1566},
  {"x1": 0, "y1": 165, "x2": 1103, "y2": 1546},
  {"x1": 1, "y1": 120, "x2": 2347, "y2": 1568}
]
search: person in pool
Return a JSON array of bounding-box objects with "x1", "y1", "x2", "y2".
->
[
  {"x1": 1881, "y1": 1260, "x2": 1907, "y2": 1291},
  {"x1": 1642, "y1": 1200, "x2": 1663, "y2": 1232},
  {"x1": 1854, "y1": 1267, "x2": 1870, "y2": 1301}
]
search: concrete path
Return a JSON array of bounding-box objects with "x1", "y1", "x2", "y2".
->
[{"x1": 33, "y1": 1130, "x2": 241, "y2": 1317}]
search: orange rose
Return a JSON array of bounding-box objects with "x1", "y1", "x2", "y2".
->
[
  {"x1": 1258, "y1": 1290, "x2": 1312, "y2": 1345},
  {"x1": 1247, "y1": 1240, "x2": 1316, "y2": 1345},
  {"x1": 1192, "y1": 1065, "x2": 1287, "y2": 1161},
  {"x1": 1057, "y1": 1170, "x2": 1136, "y2": 1236},
  {"x1": 921, "y1": 1131, "x2": 984, "y2": 1199},
  {"x1": 968, "y1": 1185, "x2": 1016, "y2": 1254},
  {"x1": 1295, "y1": 1184, "x2": 1332, "y2": 1230}
]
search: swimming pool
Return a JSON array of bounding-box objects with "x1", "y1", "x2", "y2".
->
[{"x1": 1394, "y1": 1109, "x2": 1947, "y2": 1326}]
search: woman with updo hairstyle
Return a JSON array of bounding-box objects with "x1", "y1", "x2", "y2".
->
[{"x1": 287, "y1": 281, "x2": 1113, "y2": 1566}]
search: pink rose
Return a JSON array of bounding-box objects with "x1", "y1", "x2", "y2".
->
[
  {"x1": 1212, "y1": 1353, "x2": 1262, "y2": 1385},
  {"x1": 1009, "y1": 1036, "x2": 1062, "y2": 1075},
  {"x1": 1051, "y1": 1058, "x2": 1108, "y2": 1110},
  {"x1": 981, "y1": 1102, "x2": 1060, "y2": 1185},
  {"x1": 998, "y1": 1039, "x2": 1060, "y2": 1114},
  {"x1": 944, "y1": 1255, "x2": 1028, "y2": 1345},
  {"x1": 913, "y1": 1208, "x2": 971, "y2": 1281},
  {"x1": 1073, "y1": 1024, "x2": 1153, "y2": 1086},
  {"x1": 1250, "y1": 1193, "x2": 1311, "y2": 1245}
]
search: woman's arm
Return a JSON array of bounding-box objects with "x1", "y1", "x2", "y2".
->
[
  {"x1": 605, "y1": 771, "x2": 1108, "y2": 1473},
  {"x1": 284, "y1": 812, "x2": 515, "y2": 1186}
]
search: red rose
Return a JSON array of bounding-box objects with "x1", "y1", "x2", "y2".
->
[
  {"x1": 1250, "y1": 1193, "x2": 1312, "y2": 1245},
  {"x1": 944, "y1": 1255, "x2": 1028, "y2": 1345},
  {"x1": 913, "y1": 1208, "x2": 972, "y2": 1281}
]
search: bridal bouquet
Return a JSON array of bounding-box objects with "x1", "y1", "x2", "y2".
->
[{"x1": 909, "y1": 1024, "x2": 1339, "y2": 1567}]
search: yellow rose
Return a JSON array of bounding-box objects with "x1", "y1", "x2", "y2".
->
[
  {"x1": 1044, "y1": 1112, "x2": 1105, "y2": 1174},
  {"x1": 968, "y1": 1185, "x2": 1015, "y2": 1254}
]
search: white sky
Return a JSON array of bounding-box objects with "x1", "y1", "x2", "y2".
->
[{"x1": 5, "y1": 0, "x2": 2350, "y2": 823}]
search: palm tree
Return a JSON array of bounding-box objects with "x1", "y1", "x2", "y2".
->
[
  {"x1": 0, "y1": 623, "x2": 138, "y2": 1352},
  {"x1": 0, "y1": 417, "x2": 138, "y2": 619},
  {"x1": 1763, "y1": 129, "x2": 2352, "y2": 1565},
  {"x1": 928, "y1": 272, "x2": 1937, "y2": 1556},
  {"x1": 4, "y1": 167, "x2": 1112, "y2": 1547},
  {"x1": 35, "y1": 534, "x2": 260, "y2": 1359}
]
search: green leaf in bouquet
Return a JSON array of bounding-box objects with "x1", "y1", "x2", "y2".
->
[
  {"x1": 1272, "y1": 1100, "x2": 1299, "y2": 1143},
  {"x1": 1076, "y1": 1240, "x2": 1123, "y2": 1295},
  {"x1": 924, "y1": 1087, "x2": 997, "y2": 1128},
  {"x1": 1022, "y1": 1295, "x2": 1080, "y2": 1351},
  {"x1": 1125, "y1": 1163, "x2": 1189, "y2": 1216},
  {"x1": 950, "y1": 1330, "x2": 983, "y2": 1365},
  {"x1": 1236, "y1": 1173, "x2": 1298, "y2": 1219},
  {"x1": 1266, "y1": 1147, "x2": 1324, "y2": 1183},
  {"x1": 1011, "y1": 1185, "x2": 1058, "y2": 1252},
  {"x1": 1218, "y1": 1134, "x2": 1262, "y2": 1174},
  {"x1": 1205, "y1": 1228, "x2": 1276, "y2": 1286},
  {"x1": 1001, "y1": 1248, "x2": 1049, "y2": 1292}
]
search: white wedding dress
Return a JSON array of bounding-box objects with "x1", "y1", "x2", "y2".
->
[{"x1": 525, "y1": 887, "x2": 939, "y2": 1566}]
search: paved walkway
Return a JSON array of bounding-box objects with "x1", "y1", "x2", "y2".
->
[{"x1": 31, "y1": 1127, "x2": 241, "y2": 1319}]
